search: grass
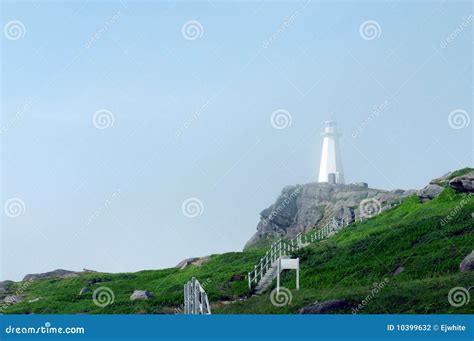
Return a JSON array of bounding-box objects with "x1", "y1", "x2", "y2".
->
[
  {"x1": 219, "y1": 188, "x2": 474, "y2": 314},
  {"x1": 4, "y1": 250, "x2": 265, "y2": 314},
  {"x1": 3, "y1": 177, "x2": 474, "y2": 314}
]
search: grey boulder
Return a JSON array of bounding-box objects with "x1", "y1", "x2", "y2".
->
[
  {"x1": 79, "y1": 287, "x2": 90, "y2": 295},
  {"x1": 299, "y1": 299, "x2": 351, "y2": 314},
  {"x1": 449, "y1": 171, "x2": 474, "y2": 193},
  {"x1": 417, "y1": 184, "x2": 444, "y2": 202},
  {"x1": 391, "y1": 266, "x2": 405, "y2": 276},
  {"x1": 130, "y1": 290, "x2": 154, "y2": 301},
  {"x1": 460, "y1": 251, "x2": 474, "y2": 272},
  {"x1": 176, "y1": 256, "x2": 211, "y2": 270}
]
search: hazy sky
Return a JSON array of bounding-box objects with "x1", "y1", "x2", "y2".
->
[{"x1": 1, "y1": 1, "x2": 472, "y2": 280}]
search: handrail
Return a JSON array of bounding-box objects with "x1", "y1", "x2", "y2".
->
[{"x1": 247, "y1": 201, "x2": 401, "y2": 290}]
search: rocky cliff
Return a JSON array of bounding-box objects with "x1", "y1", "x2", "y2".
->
[
  {"x1": 244, "y1": 182, "x2": 415, "y2": 249},
  {"x1": 245, "y1": 169, "x2": 474, "y2": 250}
]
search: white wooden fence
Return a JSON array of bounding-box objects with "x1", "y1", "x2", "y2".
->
[
  {"x1": 248, "y1": 202, "x2": 402, "y2": 290},
  {"x1": 247, "y1": 238, "x2": 297, "y2": 290},
  {"x1": 184, "y1": 277, "x2": 211, "y2": 315}
]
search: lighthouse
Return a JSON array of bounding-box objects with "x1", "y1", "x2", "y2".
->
[{"x1": 318, "y1": 121, "x2": 345, "y2": 184}]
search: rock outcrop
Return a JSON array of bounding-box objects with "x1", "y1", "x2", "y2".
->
[
  {"x1": 429, "y1": 172, "x2": 453, "y2": 186},
  {"x1": 3, "y1": 295, "x2": 26, "y2": 306},
  {"x1": 244, "y1": 182, "x2": 413, "y2": 249},
  {"x1": 23, "y1": 269, "x2": 79, "y2": 281},
  {"x1": 449, "y1": 171, "x2": 474, "y2": 193},
  {"x1": 299, "y1": 299, "x2": 351, "y2": 314},
  {"x1": 0, "y1": 281, "x2": 13, "y2": 294},
  {"x1": 0, "y1": 281, "x2": 14, "y2": 303},
  {"x1": 88, "y1": 278, "x2": 110, "y2": 285},
  {"x1": 176, "y1": 256, "x2": 211, "y2": 270}
]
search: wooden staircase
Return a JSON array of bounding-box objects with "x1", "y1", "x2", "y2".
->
[
  {"x1": 248, "y1": 214, "x2": 354, "y2": 294},
  {"x1": 255, "y1": 255, "x2": 289, "y2": 294}
]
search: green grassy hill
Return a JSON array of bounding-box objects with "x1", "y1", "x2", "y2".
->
[{"x1": 3, "y1": 170, "x2": 473, "y2": 314}]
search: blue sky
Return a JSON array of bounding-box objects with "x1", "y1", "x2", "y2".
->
[{"x1": 1, "y1": 0, "x2": 472, "y2": 280}]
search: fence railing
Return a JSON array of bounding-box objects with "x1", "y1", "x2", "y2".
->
[
  {"x1": 247, "y1": 201, "x2": 403, "y2": 290},
  {"x1": 247, "y1": 238, "x2": 297, "y2": 289},
  {"x1": 293, "y1": 215, "x2": 350, "y2": 246},
  {"x1": 184, "y1": 277, "x2": 211, "y2": 315},
  {"x1": 247, "y1": 214, "x2": 354, "y2": 290}
]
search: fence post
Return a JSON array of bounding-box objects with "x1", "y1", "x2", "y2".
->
[
  {"x1": 184, "y1": 284, "x2": 187, "y2": 314},
  {"x1": 190, "y1": 277, "x2": 196, "y2": 314},
  {"x1": 188, "y1": 281, "x2": 192, "y2": 314},
  {"x1": 296, "y1": 258, "x2": 300, "y2": 290},
  {"x1": 276, "y1": 258, "x2": 281, "y2": 294}
]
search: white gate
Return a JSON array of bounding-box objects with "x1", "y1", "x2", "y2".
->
[{"x1": 183, "y1": 277, "x2": 211, "y2": 315}]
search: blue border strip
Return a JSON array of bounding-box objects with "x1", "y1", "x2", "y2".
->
[{"x1": 1, "y1": 314, "x2": 472, "y2": 340}]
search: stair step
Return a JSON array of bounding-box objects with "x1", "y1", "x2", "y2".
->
[{"x1": 251, "y1": 212, "x2": 403, "y2": 294}]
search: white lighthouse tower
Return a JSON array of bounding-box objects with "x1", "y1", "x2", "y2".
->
[{"x1": 318, "y1": 121, "x2": 345, "y2": 184}]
